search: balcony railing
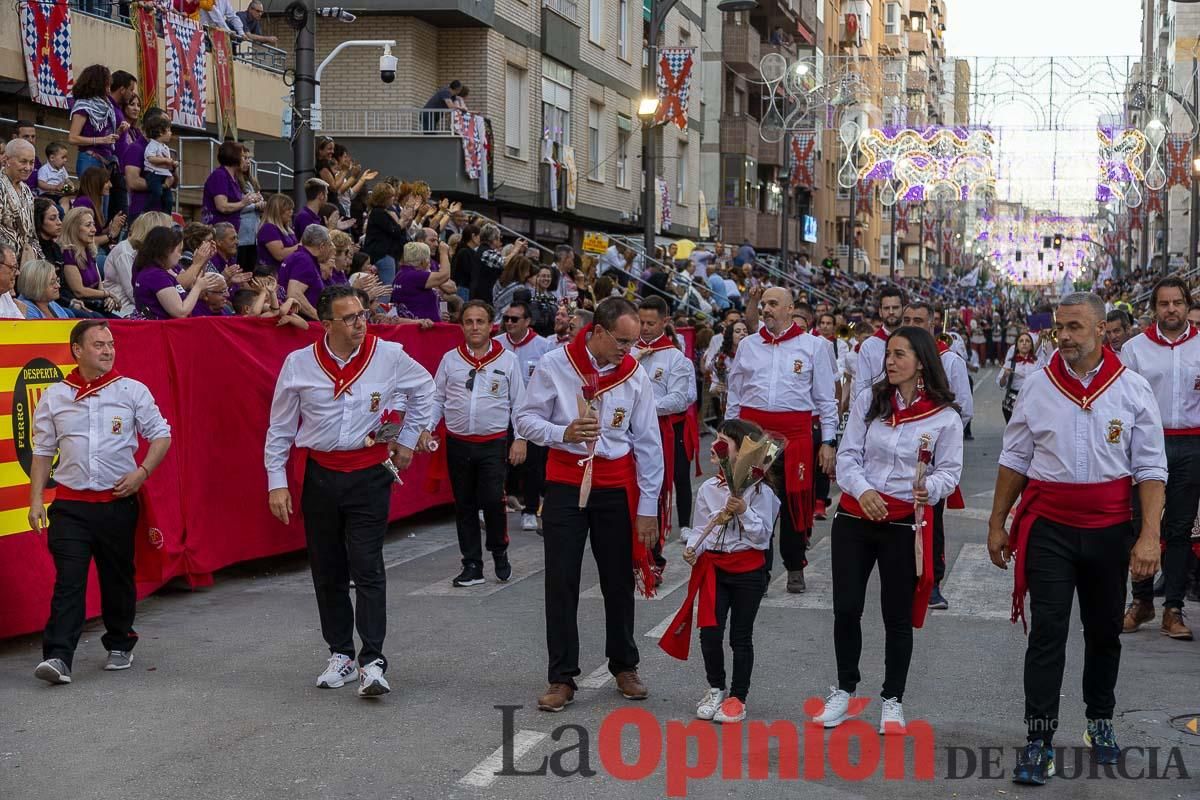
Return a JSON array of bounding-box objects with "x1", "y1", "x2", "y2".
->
[
  {"x1": 543, "y1": 0, "x2": 577, "y2": 22},
  {"x1": 317, "y1": 108, "x2": 462, "y2": 138}
]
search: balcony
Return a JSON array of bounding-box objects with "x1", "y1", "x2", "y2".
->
[
  {"x1": 720, "y1": 116, "x2": 759, "y2": 160},
  {"x1": 907, "y1": 68, "x2": 929, "y2": 92},
  {"x1": 798, "y1": 0, "x2": 819, "y2": 42},
  {"x1": 884, "y1": 32, "x2": 908, "y2": 54},
  {"x1": 719, "y1": 206, "x2": 758, "y2": 245},
  {"x1": 908, "y1": 28, "x2": 929, "y2": 52},
  {"x1": 722, "y1": 25, "x2": 761, "y2": 72},
  {"x1": 368, "y1": 0, "x2": 496, "y2": 27},
  {"x1": 761, "y1": 42, "x2": 797, "y2": 63},
  {"x1": 542, "y1": 4, "x2": 580, "y2": 65},
  {"x1": 910, "y1": 0, "x2": 929, "y2": 13},
  {"x1": 758, "y1": 136, "x2": 784, "y2": 167}
]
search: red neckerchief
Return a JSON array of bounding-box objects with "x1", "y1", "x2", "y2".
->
[
  {"x1": 314, "y1": 333, "x2": 379, "y2": 399},
  {"x1": 1014, "y1": 353, "x2": 1037, "y2": 364},
  {"x1": 556, "y1": 333, "x2": 570, "y2": 343},
  {"x1": 872, "y1": 326, "x2": 890, "y2": 343},
  {"x1": 758, "y1": 323, "x2": 804, "y2": 346},
  {"x1": 457, "y1": 339, "x2": 505, "y2": 370},
  {"x1": 856, "y1": 326, "x2": 890, "y2": 353},
  {"x1": 936, "y1": 339, "x2": 950, "y2": 355},
  {"x1": 506, "y1": 329, "x2": 538, "y2": 348},
  {"x1": 823, "y1": 334, "x2": 836, "y2": 344},
  {"x1": 564, "y1": 324, "x2": 639, "y2": 398},
  {"x1": 62, "y1": 367, "x2": 123, "y2": 401},
  {"x1": 637, "y1": 334, "x2": 676, "y2": 352},
  {"x1": 1044, "y1": 347, "x2": 1125, "y2": 411},
  {"x1": 888, "y1": 390, "x2": 947, "y2": 426},
  {"x1": 1142, "y1": 323, "x2": 1199, "y2": 349}
]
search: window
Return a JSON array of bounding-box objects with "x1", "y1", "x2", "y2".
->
[
  {"x1": 618, "y1": 0, "x2": 628, "y2": 60},
  {"x1": 884, "y1": 2, "x2": 900, "y2": 35},
  {"x1": 910, "y1": 13, "x2": 925, "y2": 32},
  {"x1": 505, "y1": 65, "x2": 529, "y2": 159},
  {"x1": 589, "y1": 0, "x2": 601, "y2": 43},
  {"x1": 588, "y1": 104, "x2": 602, "y2": 181},
  {"x1": 541, "y1": 59, "x2": 573, "y2": 160},
  {"x1": 908, "y1": 52, "x2": 927, "y2": 73},
  {"x1": 616, "y1": 117, "x2": 631, "y2": 188},
  {"x1": 676, "y1": 141, "x2": 688, "y2": 203}
]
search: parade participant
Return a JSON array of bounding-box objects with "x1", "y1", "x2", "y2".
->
[
  {"x1": 265, "y1": 284, "x2": 434, "y2": 698},
  {"x1": 430, "y1": 300, "x2": 526, "y2": 587},
  {"x1": 1104, "y1": 309, "x2": 1133, "y2": 353},
  {"x1": 498, "y1": 300, "x2": 555, "y2": 530},
  {"x1": 901, "y1": 301, "x2": 973, "y2": 610},
  {"x1": 997, "y1": 332, "x2": 1039, "y2": 400},
  {"x1": 661, "y1": 419, "x2": 780, "y2": 724},
  {"x1": 813, "y1": 326, "x2": 962, "y2": 732},
  {"x1": 567, "y1": 308, "x2": 592, "y2": 338},
  {"x1": 515, "y1": 297, "x2": 662, "y2": 712},
  {"x1": 634, "y1": 295, "x2": 698, "y2": 585},
  {"x1": 815, "y1": 311, "x2": 846, "y2": 519},
  {"x1": 32, "y1": 320, "x2": 172, "y2": 684},
  {"x1": 1118, "y1": 277, "x2": 1198, "y2": 639},
  {"x1": 851, "y1": 286, "x2": 904, "y2": 400},
  {"x1": 544, "y1": 302, "x2": 572, "y2": 346},
  {"x1": 726, "y1": 287, "x2": 837, "y2": 593},
  {"x1": 988, "y1": 292, "x2": 1165, "y2": 784}
]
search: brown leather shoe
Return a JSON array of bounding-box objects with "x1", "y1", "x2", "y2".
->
[
  {"x1": 1121, "y1": 599, "x2": 1154, "y2": 633},
  {"x1": 1161, "y1": 608, "x2": 1194, "y2": 640},
  {"x1": 615, "y1": 670, "x2": 648, "y2": 700},
  {"x1": 537, "y1": 682, "x2": 575, "y2": 712}
]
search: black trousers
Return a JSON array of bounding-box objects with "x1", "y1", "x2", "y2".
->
[
  {"x1": 42, "y1": 497, "x2": 140, "y2": 668},
  {"x1": 301, "y1": 460, "x2": 392, "y2": 670},
  {"x1": 1023, "y1": 517, "x2": 1132, "y2": 744},
  {"x1": 831, "y1": 512, "x2": 917, "y2": 701},
  {"x1": 506, "y1": 439, "x2": 546, "y2": 514},
  {"x1": 812, "y1": 422, "x2": 831, "y2": 508},
  {"x1": 932, "y1": 499, "x2": 947, "y2": 585},
  {"x1": 765, "y1": 453, "x2": 806, "y2": 573},
  {"x1": 1132, "y1": 435, "x2": 1200, "y2": 609},
  {"x1": 700, "y1": 564, "x2": 768, "y2": 702},
  {"x1": 542, "y1": 482, "x2": 638, "y2": 686},
  {"x1": 447, "y1": 435, "x2": 509, "y2": 567},
  {"x1": 653, "y1": 420, "x2": 693, "y2": 571}
]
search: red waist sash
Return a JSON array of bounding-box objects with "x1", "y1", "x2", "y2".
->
[
  {"x1": 1165, "y1": 427, "x2": 1200, "y2": 437},
  {"x1": 55, "y1": 486, "x2": 118, "y2": 503},
  {"x1": 449, "y1": 431, "x2": 507, "y2": 443},
  {"x1": 838, "y1": 491, "x2": 914, "y2": 522},
  {"x1": 738, "y1": 408, "x2": 814, "y2": 531},
  {"x1": 1009, "y1": 477, "x2": 1133, "y2": 630},
  {"x1": 309, "y1": 443, "x2": 388, "y2": 472},
  {"x1": 656, "y1": 412, "x2": 699, "y2": 537},
  {"x1": 659, "y1": 548, "x2": 766, "y2": 660}
]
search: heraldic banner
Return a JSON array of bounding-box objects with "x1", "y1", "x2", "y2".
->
[
  {"x1": 654, "y1": 47, "x2": 694, "y2": 131},
  {"x1": 19, "y1": 0, "x2": 73, "y2": 110},
  {"x1": 210, "y1": 28, "x2": 238, "y2": 140},
  {"x1": 164, "y1": 11, "x2": 208, "y2": 130},
  {"x1": 133, "y1": 5, "x2": 160, "y2": 113}
]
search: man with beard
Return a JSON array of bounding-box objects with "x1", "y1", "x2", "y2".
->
[
  {"x1": 851, "y1": 286, "x2": 904, "y2": 401},
  {"x1": 1118, "y1": 277, "x2": 1198, "y2": 639},
  {"x1": 1104, "y1": 309, "x2": 1134, "y2": 353},
  {"x1": 544, "y1": 302, "x2": 572, "y2": 346}
]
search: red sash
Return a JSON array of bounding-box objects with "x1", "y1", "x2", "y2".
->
[
  {"x1": 62, "y1": 367, "x2": 123, "y2": 401},
  {"x1": 55, "y1": 486, "x2": 118, "y2": 503},
  {"x1": 1008, "y1": 477, "x2": 1132, "y2": 630},
  {"x1": 659, "y1": 549, "x2": 766, "y2": 660},
  {"x1": 936, "y1": 339, "x2": 950, "y2": 355},
  {"x1": 655, "y1": 411, "x2": 700, "y2": 536},
  {"x1": 738, "y1": 408, "x2": 814, "y2": 530},
  {"x1": 838, "y1": 491, "x2": 914, "y2": 521},
  {"x1": 1142, "y1": 323, "x2": 1199, "y2": 349},
  {"x1": 888, "y1": 393, "x2": 963, "y2": 507},
  {"x1": 314, "y1": 334, "x2": 378, "y2": 399},
  {"x1": 1043, "y1": 348, "x2": 1124, "y2": 411},
  {"x1": 546, "y1": 449, "x2": 655, "y2": 597},
  {"x1": 758, "y1": 323, "x2": 804, "y2": 346},
  {"x1": 309, "y1": 444, "x2": 388, "y2": 472}
]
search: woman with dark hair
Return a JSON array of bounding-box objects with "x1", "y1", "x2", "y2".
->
[
  {"x1": 73, "y1": 166, "x2": 125, "y2": 251},
  {"x1": 362, "y1": 181, "x2": 408, "y2": 284},
  {"x1": 236, "y1": 147, "x2": 266, "y2": 270},
  {"x1": 812, "y1": 326, "x2": 963, "y2": 735},
  {"x1": 492, "y1": 254, "x2": 534, "y2": 321},
  {"x1": 67, "y1": 64, "x2": 124, "y2": 182},
  {"x1": 34, "y1": 198, "x2": 63, "y2": 270},
  {"x1": 202, "y1": 141, "x2": 261, "y2": 227},
  {"x1": 132, "y1": 226, "x2": 222, "y2": 319},
  {"x1": 117, "y1": 94, "x2": 153, "y2": 222}
]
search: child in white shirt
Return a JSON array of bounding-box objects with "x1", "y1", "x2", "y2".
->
[
  {"x1": 143, "y1": 117, "x2": 177, "y2": 212},
  {"x1": 36, "y1": 142, "x2": 70, "y2": 204}
]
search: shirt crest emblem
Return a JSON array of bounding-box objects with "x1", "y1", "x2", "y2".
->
[
  {"x1": 111, "y1": 416, "x2": 123, "y2": 435},
  {"x1": 653, "y1": 367, "x2": 664, "y2": 381},
  {"x1": 1106, "y1": 418, "x2": 1124, "y2": 444},
  {"x1": 793, "y1": 359, "x2": 804, "y2": 374},
  {"x1": 610, "y1": 407, "x2": 627, "y2": 428},
  {"x1": 1194, "y1": 375, "x2": 1200, "y2": 391},
  {"x1": 369, "y1": 392, "x2": 381, "y2": 413},
  {"x1": 490, "y1": 380, "x2": 500, "y2": 395}
]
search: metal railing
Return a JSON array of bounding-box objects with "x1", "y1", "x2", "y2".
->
[
  {"x1": 543, "y1": 0, "x2": 578, "y2": 21},
  {"x1": 175, "y1": 136, "x2": 293, "y2": 212},
  {"x1": 318, "y1": 108, "x2": 458, "y2": 138}
]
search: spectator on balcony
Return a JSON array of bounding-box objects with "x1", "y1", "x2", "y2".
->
[
  {"x1": 191, "y1": 275, "x2": 234, "y2": 317},
  {"x1": 72, "y1": 167, "x2": 126, "y2": 256},
  {"x1": 452, "y1": 86, "x2": 471, "y2": 112},
  {"x1": 103, "y1": 211, "x2": 173, "y2": 317},
  {"x1": 321, "y1": 203, "x2": 355, "y2": 235},
  {"x1": 0, "y1": 245, "x2": 28, "y2": 318},
  {"x1": 211, "y1": 222, "x2": 249, "y2": 288},
  {"x1": 203, "y1": 141, "x2": 261, "y2": 227},
  {"x1": 60, "y1": 207, "x2": 117, "y2": 314},
  {"x1": 391, "y1": 240, "x2": 451, "y2": 323},
  {"x1": 1, "y1": 139, "x2": 41, "y2": 264},
  {"x1": 363, "y1": 182, "x2": 409, "y2": 285},
  {"x1": 319, "y1": 144, "x2": 376, "y2": 219},
  {"x1": 67, "y1": 66, "x2": 126, "y2": 197},
  {"x1": 10, "y1": 120, "x2": 40, "y2": 195},
  {"x1": 201, "y1": 0, "x2": 245, "y2": 36},
  {"x1": 133, "y1": 226, "x2": 223, "y2": 320},
  {"x1": 450, "y1": 223, "x2": 480, "y2": 302},
  {"x1": 142, "y1": 116, "x2": 178, "y2": 214},
  {"x1": 18, "y1": 259, "x2": 74, "y2": 319},
  {"x1": 237, "y1": 0, "x2": 278, "y2": 46},
  {"x1": 258, "y1": 193, "x2": 300, "y2": 270},
  {"x1": 491, "y1": 253, "x2": 534, "y2": 321},
  {"x1": 279, "y1": 224, "x2": 332, "y2": 320},
  {"x1": 294, "y1": 178, "x2": 327, "y2": 237},
  {"x1": 471, "y1": 223, "x2": 508, "y2": 302},
  {"x1": 770, "y1": 26, "x2": 786, "y2": 45},
  {"x1": 423, "y1": 80, "x2": 462, "y2": 132},
  {"x1": 236, "y1": 147, "x2": 265, "y2": 270},
  {"x1": 33, "y1": 199, "x2": 62, "y2": 275},
  {"x1": 117, "y1": 95, "x2": 158, "y2": 223}
]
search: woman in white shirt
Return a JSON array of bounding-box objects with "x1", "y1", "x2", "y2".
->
[
  {"x1": 998, "y1": 332, "x2": 1039, "y2": 392},
  {"x1": 812, "y1": 326, "x2": 964, "y2": 735}
]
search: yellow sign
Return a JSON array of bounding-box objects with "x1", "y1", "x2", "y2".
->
[{"x1": 582, "y1": 232, "x2": 609, "y2": 255}]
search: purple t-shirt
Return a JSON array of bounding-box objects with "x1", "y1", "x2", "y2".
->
[
  {"x1": 118, "y1": 130, "x2": 149, "y2": 218},
  {"x1": 328, "y1": 269, "x2": 349, "y2": 286},
  {"x1": 202, "y1": 167, "x2": 243, "y2": 226},
  {"x1": 256, "y1": 222, "x2": 296, "y2": 269},
  {"x1": 391, "y1": 265, "x2": 438, "y2": 320},
  {"x1": 279, "y1": 248, "x2": 325, "y2": 311},
  {"x1": 69, "y1": 97, "x2": 117, "y2": 162},
  {"x1": 192, "y1": 302, "x2": 232, "y2": 317},
  {"x1": 63, "y1": 249, "x2": 100, "y2": 289},
  {"x1": 294, "y1": 206, "x2": 322, "y2": 237},
  {"x1": 135, "y1": 266, "x2": 186, "y2": 320},
  {"x1": 24, "y1": 157, "x2": 41, "y2": 192}
]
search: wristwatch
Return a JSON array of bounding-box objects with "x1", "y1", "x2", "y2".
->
[{"x1": 821, "y1": 439, "x2": 837, "y2": 447}]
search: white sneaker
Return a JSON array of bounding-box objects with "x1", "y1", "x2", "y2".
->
[
  {"x1": 357, "y1": 658, "x2": 390, "y2": 698},
  {"x1": 879, "y1": 697, "x2": 906, "y2": 734},
  {"x1": 713, "y1": 697, "x2": 747, "y2": 723},
  {"x1": 316, "y1": 653, "x2": 357, "y2": 688},
  {"x1": 521, "y1": 513, "x2": 538, "y2": 531},
  {"x1": 478, "y1": 510, "x2": 485, "y2": 525},
  {"x1": 812, "y1": 686, "x2": 856, "y2": 728},
  {"x1": 696, "y1": 687, "x2": 726, "y2": 720},
  {"x1": 506, "y1": 496, "x2": 524, "y2": 513}
]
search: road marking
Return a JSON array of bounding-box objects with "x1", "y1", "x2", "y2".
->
[
  {"x1": 580, "y1": 564, "x2": 690, "y2": 601},
  {"x1": 760, "y1": 537, "x2": 833, "y2": 609},
  {"x1": 644, "y1": 610, "x2": 677, "y2": 639},
  {"x1": 944, "y1": 507, "x2": 993, "y2": 522},
  {"x1": 938, "y1": 543, "x2": 1012, "y2": 619},
  {"x1": 383, "y1": 536, "x2": 457, "y2": 570},
  {"x1": 971, "y1": 489, "x2": 995, "y2": 499},
  {"x1": 408, "y1": 543, "x2": 544, "y2": 596},
  {"x1": 458, "y1": 729, "x2": 547, "y2": 789},
  {"x1": 577, "y1": 662, "x2": 614, "y2": 689}
]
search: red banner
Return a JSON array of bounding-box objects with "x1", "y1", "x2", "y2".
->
[
  {"x1": 210, "y1": 27, "x2": 238, "y2": 141},
  {"x1": 856, "y1": 179, "x2": 872, "y2": 216},
  {"x1": 133, "y1": 5, "x2": 159, "y2": 112},
  {"x1": 0, "y1": 319, "x2": 462, "y2": 640}
]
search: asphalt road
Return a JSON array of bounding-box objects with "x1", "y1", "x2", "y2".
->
[{"x1": 2, "y1": 368, "x2": 1198, "y2": 800}]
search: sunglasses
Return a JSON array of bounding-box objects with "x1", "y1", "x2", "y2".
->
[
  {"x1": 465, "y1": 368, "x2": 478, "y2": 391},
  {"x1": 503, "y1": 315, "x2": 526, "y2": 323}
]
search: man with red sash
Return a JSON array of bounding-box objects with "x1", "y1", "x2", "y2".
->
[
  {"x1": 266, "y1": 285, "x2": 433, "y2": 699},
  {"x1": 727, "y1": 287, "x2": 838, "y2": 593},
  {"x1": 1119, "y1": 277, "x2": 1200, "y2": 640},
  {"x1": 431, "y1": 299, "x2": 527, "y2": 588},
  {"x1": 902, "y1": 301, "x2": 973, "y2": 610},
  {"x1": 498, "y1": 300, "x2": 555, "y2": 531},
  {"x1": 988, "y1": 292, "x2": 1165, "y2": 785},
  {"x1": 850, "y1": 286, "x2": 904, "y2": 401},
  {"x1": 31, "y1": 321, "x2": 172, "y2": 686},
  {"x1": 515, "y1": 297, "x2": 662, "y2": 712},
  {"x1": 634, "y1": 295, "x2": 698, "y2": 584}
]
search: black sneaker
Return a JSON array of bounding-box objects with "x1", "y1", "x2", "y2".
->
[
  {"x1": 1085, "y1": 719, "x2": 1120, "y2": 765},
  {"x1": 494, "y1": 552, "x2": 512, "y2": 583},
  {"x1": 452, "y1": 563, "x2": 485, "y2": 587},
  {"x1": 1013, "y1": 739, "x2": 1055, "y2": 785}
]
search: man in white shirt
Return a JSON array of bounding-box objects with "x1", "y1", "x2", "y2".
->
[
  {"x1": 0, "y1": 243, "x2": 28, "y2": 318},
  {"x1": 201, "y1": 0, "x2": 245, "y2": 35},
  {"x1": 1118, "y1": 277, "x2": 1199, "y2": 640},
  {"x1": 31, "y1": 321, "x2": 172, "y2": 685},
  {"x1": 551, "y1": 245, "x2": 578, "y2": 303},
  {"x1": 988, "y1": 292, "x2": 1166, "y2": 784},
  {"x1": 515, "y1": 297, "x2": 662, "y2": 712},
  {"x1": 431, "y1": 300, "x2": 527, "y2": 587},
  {"x1": 498, "y1": 300, "x2": 555, "y2": 530},
  {"x1": 265, "y1": 285, "x2": 433, "y2": 699},
  {"x1": 851, "y1": 286, "x2": 904, "y2": 401}
]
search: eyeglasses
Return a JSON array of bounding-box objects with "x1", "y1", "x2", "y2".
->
[
  {"x1": 502, "y1": 315, "x2": 526, "y2": 323},
  {"x1": 465, "y1": 368, "x2": 478, "y2": 391},
  {"x1": 332, "y1": 310, "x2": 369, "y2": 326},
  {"x1": 599, "y1": 326, "x2": 637, "y2": 350}
]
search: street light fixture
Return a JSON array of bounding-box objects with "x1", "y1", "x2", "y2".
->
[{"x1": 638, "y1": 97, "x2": 660, "y2": 118}]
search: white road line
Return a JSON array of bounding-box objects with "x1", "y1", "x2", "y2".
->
[
  {"x1": 408, "y1": 543, "x2": 545, "y2": 596},
  {"x1": 944, "y1": 507, "x2": 993, "y2": 522},
  {"x1": 644, "y1": 610, "x2": 677, "y2": 639},
  {"x1": 971, "y1": 489, "x2": 995, "y2": 499},
  {"x1": 383, "y1": 536, "x2": 456, "y2": 570},
  {"x1": 580, "y1": 564, "x2": 690, "y2": 601},
  {"x1": 458, "y1": 729, "x2": 548, "y2": 789},
  {"x1": 937, "y1": 543, "x2": 1012, "y2": 619},
  {"x1": 576, "y1": 663, "x2": 614, "y2": 690},
  {"x1": 760, "y1": 537, "x2": 833, "y2": 609}
]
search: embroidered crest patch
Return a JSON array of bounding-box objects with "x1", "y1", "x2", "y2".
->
[
  {"x1": 1106, "y1": 418, "x2": 1123, "y2": 444},
  {"x1": 611, "y1": 407, "x2": 627, "y2": 428}
]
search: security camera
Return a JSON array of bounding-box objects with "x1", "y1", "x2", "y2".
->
[{"x1": 380, "y1": 47, "x2": 397, "y2": 84}]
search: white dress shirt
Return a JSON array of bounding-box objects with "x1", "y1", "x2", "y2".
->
[
  {"x1": 265, "y1": 337, "x2": 434, "y2": 491},
  {"x1": 683, "y1": 479, "x2": 779, "y2": 556},
  {"x1": 997, "y1": 357, "x2": 1039, "y2": 392},
  {"x1": 1119, "y1": 325, "x2": 1200, "y2": 432},
  {"x1": 725, "y1": 329, "x2": 839, "y2": 440},
  {"x1": 851, "y1": 330, "x2": 889, "y2": 400},
  {"x1": 514, "y1": 345, "x2": 663, "y2": 516},
  {"x1": 998, "y1": 359, "x2": 1167, "y2": 484},
  {"x1": 430, "y1": 346, "x2": 525, "y2": 438},
  {"x1": 634, "y1": 337, "x2": 697, "y2": 416},
  {"x1": 102, "y1": 239, "x2": 137, "y2": 317},
  {"x1": 201, "y1": 0, "x2": 244, "y2": 33},
  {"x1": 496, "y1": 331, "x2": 555, "y2": 385},
  {"x1": 33, "y1": 376, "x2": 171, "y2": 491},
  {"x1": 836, "y1": 389, "x2": 964, "y2": 505},
  {"x1": 940, "y1": 349, "x2": 974, "y2": 427}
]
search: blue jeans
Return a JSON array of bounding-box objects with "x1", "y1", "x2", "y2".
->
[
  {"x1": 76, "y1": 151, "x2": 107, "y2": 181},
  {"x1": 145, "y1": 173, "x2": 174, "y2": 213},
  {"x1": 375, "y1": 255, "x2": 396, "y2": 285}
]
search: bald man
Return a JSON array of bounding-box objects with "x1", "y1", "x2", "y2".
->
[
  {"x1": 1, "y1": 139, "x2": 42, "y2": 263},
  {"x1": 726, "y1": 287, "x2": 838, "y2": 593}
]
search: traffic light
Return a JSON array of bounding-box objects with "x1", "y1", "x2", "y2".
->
[{"x1": 1053, "y1": 234, "x2": 1063, "y2": 250}]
